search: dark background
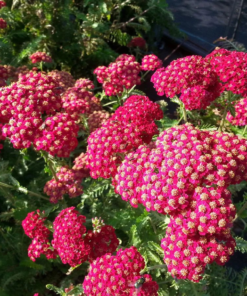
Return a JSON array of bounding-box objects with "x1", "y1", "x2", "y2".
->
[{"x1": 166, "y1": 0, "x2": 247, "y2": 54}]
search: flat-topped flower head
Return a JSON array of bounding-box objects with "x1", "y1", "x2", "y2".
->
[
  {"x1": 94, "y1": 55, "x2": 141, "y2": 96},
  {"x1": 151, "y1": 55, "x2": 221, "y2": 110},
  {"x1": 83, "y1": 246, "x2": 158, "y2": 296},
  {"x1": 207, "y1": 48, "x2": 247, "y2": 97},
  {"x1": 141, "y1": 54, "x2": 163, "y2": 71},
  {"x1": 48, "y1": 70, "x2": 75, "y2": 90},
  {"x1": 52, "y1": 207, "x2": 90, "y2": 266},
  {"x1": 86, "y1": 95, "x2": 162, "y2": 179},
  {"x1": 161, "y1": 222, "x2": 236, "y2": 282},
  {"x1": 44, "y1": 166, "x2": 84, "y2": 203},
  {"x1": 30, "y1": 52, "x2": 52, "y2": 64},
  {"x1": 34, "y1": 112, "x2": 79, "y2": 157}
]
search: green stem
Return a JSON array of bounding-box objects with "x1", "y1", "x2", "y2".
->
[
  {"x1": 141, "y1": 70, "x2": 151, "y2": 81},
  {"x1": 41, "y1": 152, "x2": 58, "y2": 181},
  {"x1": 147, "y1": 264, "x2": 167, "y2": 271},
  {"x1": 219, "y1": 104, "x2": 228, "y2": 132},
  {"x1": 0, "y1": 181, "x2": 49, "y2": 201},
  {"x1": 116, "y1": 95, "x2": 122, "y2": 107},
  {"x1": 191, "y1": 282, "x2": 199, "y2": 296},
  {"x1": 234, "y1": 201, "x2": 247, "y2": 221},
  {"x1": 40, "y1": 61, "x2": 43, "y2": 72},
  {"x1": 242, "y1": 125, "x2": 247, "y2": 136},
  {"x1": 182, "y1": 104, "x2": 187, "y2": 122}
]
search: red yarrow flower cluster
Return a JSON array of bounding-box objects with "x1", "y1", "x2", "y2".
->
[
  {"x1": 0, "y1": 18, "x2": 7, "y2": 29},
  {"x1": 34, "y1": 112, "x2": 79, "y2": 157},
  {"x1": 52, "y1": 207, "x2": 90, "y2": 266},
  {"x1": 48, "y1": 70, "x2": 75, "y2": 90},
  {"x1": 161, "y1": 223, "x2": 235, "y2": 282},
  {"x1": 0, "y1": 71, "x2": 62, "y2": 125},
  {"x1": 62, "y1": 87, "x2": 101, "y2": 117},
  {"x1": 85, "y1": 224, "x2": 119, "y2": 262},
  {"x1": 72, "y1": 152, "x2": 90, "y2": 177},
  {"x1": 44, "y1": 166, "x2": 84, "y2": 203},
  {"x1": 127, "y1": 37, "x2": 146, "y2": 49},
  {"x1": 94, "y1": 55, "x2": 141, "y2": 96},
  {"x1": 22, "y1": 210, "x2": 57, "y2": 262},
  {"x1": 75, "y1": 78, "x2": 94, "y2": 90},
  {"x1": 226, "y1": 97, "x2": 247, "y2": 126},
  {"x1": 83, "y1": 247, "x2": 158, "y2": 296},
  {"x1": 87, "y1": 110, "x2": 111, "y2": 133},
  {"x1": 151, "y1": 55, "x2": 221, "y2": 110},
  {"x1": 113, "y1": 124, "x2": 247, "y2": 280},
  {"x1": 0, "y1": 1, "x2": 6, "y2": 9},
  {"x1": 30, "y1": 52, "x2": 52, "y2": 64},
  {"x1": 207, "y1": 48, "x2": 247, "y2": 97},
  {"x1": 141, "y1": 54, "x2": 162, "y2": 71},
  {"x1": 3, "y1": 116, "x2": 43, "y2": 149},
  {"x1": 86, "y1": 95, "x2": 163, "y2": 179}
]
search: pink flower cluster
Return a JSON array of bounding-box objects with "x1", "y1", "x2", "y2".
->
[
  {"x1": 113, "y1": 123, "x2": 247, "y2": 280},
  {"x1": 0, "y1": 18, "x2": 6, "y2": 29},
  {"x1": 94, "y1": 54, "x2": 141, "y2": 96},
  {"x1": 34, "y1": 112, "x2": 79, "y2": 157},
  {"x1": 162, "y1": 223, "x2": 235, "y2": 282},
  {"x1": 22, "y1": 210, "x2": 57, "y2": 262},
  {"x1": 86, "y1": 95, "x2": 163, "y2": 179},
  {"x1": 207, "y1": 48, "x2": 247, "y2": 97},
  {"x1": 48, "y1": 70, "x2": 75, "y2": 90},
  {"x1": 141, "y1": 55, "x2": 162, "y2": 71},
  {"x1": 44, "y1": 166, "x2": 84, "y2": 203},
  {"x1": 127, "y1": 37, "x2": 146, "y2": 49},
  {"x1": 85, "y1": 225, "x2": 119, "y2": 262},
  {"x1": 151, "y1": 55, "x2": 221, "y2": 110},
  {"x1": 52, "y1": 207, "x2": 119, "y2": 267},
  {"x1": 0, "y1": 1, "x2": 6, "y2": 9},
  {"x1": 227, "y1": 97, "x2": 247, "y2": 126},
  {"x1": 62, "y1": 86, "x2": 101, "y2": 117},
  {"x1": 75, "y1": 78, "x2": 94, "y2": 90},
  {"x1": 0, "y1": 72, "x2": 81, "y2": 155},
  {"x1": 52, "y1": 207, "x2": 90, "y2": 266},
  {"x1": 30, "y1": 52, "x2": 52, "y2": 64},
  {"x1": 87, "y1": 110, "x2": 111, "y2": 133},
  {"x1": 83, "y1": 247, "x2": 158, "y2": 296},
  {"x1": 72, "y1": 152, "x2": 90, "y2": 176}
]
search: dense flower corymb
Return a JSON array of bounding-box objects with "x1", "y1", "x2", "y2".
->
[
  {"x1": 34, "y1": 113, "x2": 79, "y2": 157},
  {"x1": 83, "y1": 247, "x2": 158, "y2": 296},
  {"x1": 22, "y1": 210, "x2": 57, "y2": 262},
  {"x1": 86, "y1": 95, "x2": 162, "y2": 179},
  {"x1": 151, "y1": 55, "x2": 221, "y2": 110},
  {"x1": 94, "y1": 55, "x2": 142, "y2": 96},
  {"x1": 52, "y1": 207, "x2": 90, "y2": 266},
  {"x1": 141, "y1": 54, "x2": 162, "y2": 71},
  {"x1": 48, "y1": 70, "x2": 75, "y2": 90},
  {"x1": 85, "y1": 225, "x2": 119, "y2": 262},
  {"x1": 44, "y1": 166, "x2": 84, "y2": 203},
  {"x1": 30, "y1": 52, "x2": 52, "y2": 64},
  {"x1": 207, "y1": 48, "x2": 247, "y2": 97}
]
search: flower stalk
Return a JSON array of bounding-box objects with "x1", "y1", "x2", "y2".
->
[{"x1": 0, "y1": 181, "x2": 49, "y2": 201}]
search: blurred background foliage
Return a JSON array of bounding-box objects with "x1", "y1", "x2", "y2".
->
[{"x1": 0, "y1": 0, "x2": 180, "y2": 77}]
